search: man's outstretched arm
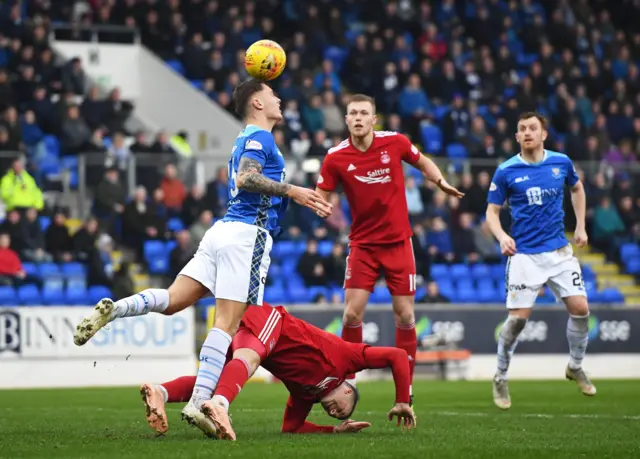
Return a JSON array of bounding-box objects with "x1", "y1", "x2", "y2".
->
[{"x1": 360, "y1": 346, "x2": 411, "y2": 404}]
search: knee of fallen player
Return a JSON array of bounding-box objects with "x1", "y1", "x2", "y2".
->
[
  {"x1": 320, "y1": 382, "x2": 360, "y2": 420},
  {"x1": 564, "y1": 295, "x2": 589, "y2": 317}
]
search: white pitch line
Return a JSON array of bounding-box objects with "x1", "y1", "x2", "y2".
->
[{"x1": 432, "y1": 411, "x2": 640, "y2": 421}]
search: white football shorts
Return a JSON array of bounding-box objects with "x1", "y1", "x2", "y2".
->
[
  {"x1": 505, "y1": 244, "x2": 586, "y2": 309},
  {"x1": 179, "y1": 220, "x2": 273, "y2": 305}
]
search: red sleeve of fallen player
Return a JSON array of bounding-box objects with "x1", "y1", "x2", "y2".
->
[
  {"x1": 360, "y1": 346, "x2": 412, "y2": 404},
  {"x1": 281, "y1": 396, "x2": 335, "y2": 434}
]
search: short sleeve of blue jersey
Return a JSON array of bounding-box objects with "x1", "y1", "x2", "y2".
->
[
  {"x1": 565, "y1": 156, "x2": 579, "y2": 187},
  {"x1": 487, "y1": 167, "x2": 507, "y2": 205},
  {"x1": 242, "y1": 131, "x2": 275, "y2": 167}
]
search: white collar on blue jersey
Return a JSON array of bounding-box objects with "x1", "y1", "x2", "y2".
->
[{"x1": 517, "y1": 149, "x2": 547, "y2": 165}]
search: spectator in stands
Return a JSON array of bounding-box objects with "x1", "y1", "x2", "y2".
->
[
  {"x1": 592, "y1": 196, "x2": 626, "y2": 255},
  {"x1": 411, "y1": 222, "x2": 430, "y2": 279},
  {"x1": 169, "y1": 230, "x2": 195, "y2": 279},
  {"x1": 323, "y1": 192, "x2": 348, "y2": 237},
  {"x1": 150, "y1": 130, "x2": 175, "y2": 154},
  {"x1": 190, "y1": 209, "x2": 213, "y2": 244},
  {"x1": 618, "y1": 196, "x2": 640, "y2": 241},
  {"x1": 421, "y1": 281, "x2": 450, "y2": 304},
  {"x1": 452, "y1": 213, "x2": 479, "y2": 263},
  {"x1": 21, "y1": 207, "x2": 51, "y2": 262},
  {"x1": 122, "y1": 186, "x2": 166, "y2": 254},
  {"x1": 73, "y1": 217, "x2": 100, "y2": 262},
  {"x1": 0, "y1": 209, "x2": 24, "y2": 253},
  {"x1": 427, "y1": 217, "x2": 455, "y2": 263},
  {"x1": 323, "y1": 242, "x2": 346, "y2": 286},
  {"x1": 320, "y1": 90, "x2": 345, "y2": 136},
  {"x1": 105, "y1": 131, "x2": 131, "y2": 170},
  {"x1": 205, "y1": 166, "x2": 229, "y2": 217},
  {"x1": 103, "y1": 88, "x2": 134, "y2": 134},
  {"x1": 160, "y1": 163, "x2": 186, "y2": 216},
  {"x1": 472, "y1": 218, "x2": 502, "y2": 264},
  {"x1": 0, "y1": 157, "x2": 43, "y2": 212},
  {"x1": 60, "y1": 104, "x2": 92, "y2": 154},
  {"x1": 45, "y1": 210, "x2": 74, "y2": 262},
  {"x1": 2, "y1": 106, "x2": 22, "y2": 147},
  {"x1": 405, "y1": 176, "x2": 425, "y2": 222},
  {"x1": 0, "y1": 70, "x2": 13, "y2": 112},
  {"x1": 0, "y1": 233, "x2": 29, "y2": 287},
  {"x1": 111, "y1": 262, "x2": 134, "y2": 301},
  {"x1": 181, "y1": 184, "x2": 206, "y2": 228},
  {"x1": 61, "y1": 57, "x2": 87, "y2": 96},
  {"x1": 93, "y1": 167, "x2": 126, "y2": 235},
  {"x1": 297, "y1": 239, "x2": 328, "y2": 287},
  {"x1": 20, "y1": 110, "x2": 45, "y2": 164},
  {"x1": 81, "y1": 86, "x2": 104, "y2": 131},
  {"x1": 88, "y1": 233, "x2": 114, "y2": 288},
  {"x1": 302, "y1": 94, "x2": 325, "y2": 133},
  {"x1": 0, "y1": 127, "x2": 20, "y2": 173}
]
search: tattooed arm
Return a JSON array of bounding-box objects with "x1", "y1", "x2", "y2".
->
[{"x1": 236, "y1": 156, "x2": 291, "y2": 197}]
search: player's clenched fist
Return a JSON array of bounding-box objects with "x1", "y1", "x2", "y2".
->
[
  {"x1": 333, "y1": 419, "x2": 372, "y2": 433},
  {"x1": 499, "y1": 235, "x2": 517, "y2": 256},
  {"x1": 574, "y1": 226, "x2": 588, "y2": 248},
  {"x1": 387, "y1": 403, "x2": 416, "y2": 430},
  {"x1": 286, "y1": 186, "x2": 333, "y2": 218}
]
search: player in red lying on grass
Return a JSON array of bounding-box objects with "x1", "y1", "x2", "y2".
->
[{"x1": 140, "y1": 303, "x2": 416, "y2": 440}]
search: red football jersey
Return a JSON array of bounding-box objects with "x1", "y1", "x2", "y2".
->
[
  {"x1": 243, "y1": 306, "x2": 369, "y2": 402},
  {"x1": 316, "y1": 131, "x2": 421, "y2": 245}
]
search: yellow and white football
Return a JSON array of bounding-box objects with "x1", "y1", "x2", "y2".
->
[{"x1": 244, "y1": 39, "x2": 287, "y2": 81}]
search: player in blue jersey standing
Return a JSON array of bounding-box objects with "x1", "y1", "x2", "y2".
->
[
  {"x1": 73, "y1": 80, "x2": 332, "y2": 424},
  {"x1": 486, "y1": 112, "x2": 595, "y2": 410}
]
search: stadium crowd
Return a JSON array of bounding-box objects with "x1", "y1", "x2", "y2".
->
[{"x1": 1, "y1": 0, "x2": 640, "y2": 305}]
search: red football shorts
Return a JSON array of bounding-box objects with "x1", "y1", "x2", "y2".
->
[
  {"x1": 344, "y1": 238, "x2": 417, "y2": 296},
  {"x1": 232, "y1": 306, "x2": 283, "y2": 360}
]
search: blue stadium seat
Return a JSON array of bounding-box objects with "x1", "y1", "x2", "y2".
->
[
  {"x1": 88, "y1": 286, "x2": 113, "y2": 305},
  {"x1": 370, "y1": 287, "x2": 392, "y2": 304},
  {"x1": 456, "y1": 285, "x2": 477, "y2": 302},
  {"x1": 66, "y1": 286, "x2": 88, "y2": 305},
  {"x1": 39, "y1": 216, "x2": 51, "y2": 232},
  {"x1": 165, "y1": 59, "x2": 185, "y2": 75},
  {"x1": 197, "y1": 297, "x2": 215, "y2": 307},
  {"x1": 22, "y1": 262, "x2": 39, "y2": 278},
  {"x1": 307, "y1": 286, "x2": 329, "y2": 302},
  {"x1": 0, "y1": 286, "x2": 18, "y2": 306},
  {"x1": 446, "y1": 143, "x2": 468, "y2": 159},
  {"x1": 42, "y1": 285, "x2": 65, "y2": 305},
  {"x1": 18, "y1": 285, "x2": 42, "y2": 305},
  {"x1": 281, "y1": 259, "x2": 298, "y2": 276},
  {"x1": 144, "y1": 240, "x2": 165, "y2": 259},
  {"x1": 43, "y1": 135, "x2": 60, "y2": 156},
  {"x1": 264, "y1": 286, "x2": 288, "y2": 304},
  {"x1": 330, "y1": 287, "x2": 345, "y2": 302},
  {"x1": 287, "y1": 285, "x2": 309, "y2": 303},
  {"x1": 470, "y1": 263, "x2": 491, "y2": 280},
  {"x1": 456, "y1": 279, "x2": 474, "y2": 291},
  {"x1": 477, "y1": 286, "x2": 500, "y2": 303},
  {"x1": 269, "y1": 262, "x2": 281, "y2": 278},
  {"x1": 477, "y1": 278, "x2": 496, "y2": 292},
  {"x1": 430, "y1": 264, "x2": 449, "y2": 280},
  {"x1": 437, "y1": 279, "x2": 455, "y2": 298},
  {"x1": 148, "y1": 255, "x2": 169, "y2": 275},
  {"x1": 190, "y1": 80, "x2": 205, "y2": 90},
  {"x1": 166, "y1": 240, "x2": 178, "y2": 253},
  {"x1": 491, "y1": 264, "x2": 505, "y2": 280},
  {"x1": 599, "y1": 288, "x2": 624, "y2": 303},
  {"x1": 38, "y1": 262, "x2": 61, "y2": 278},
  {"x1": 620, "y1": 243, "x2": 640, "y2": 263},
  {"x1": 168, "y1": 218, "x2": 185, "y2": 232},
  {"x1": 420, "y1": 123, "x2": 443, "y2": 154},
  {"x1": 317, "y1": 240, "x2": 333, "y2": 257},
  {"x1": 581, "y1": 264, "x2": 596, "y2": 282},
  {"x1": 285, "y1": 275, "x2": 305, "y2": 289},
  {"x1": 61, "y1": 262, "x2": 86, "y2": 278},
  {"x1": 626, "y1": 259, "x2": 640, "y2": 274},
  {"x1": 274, "y1": 241, "x2": 297, "y2": 258},
  {"x1": 450, "y1": 264, "x2": 470, "y2": 279}
]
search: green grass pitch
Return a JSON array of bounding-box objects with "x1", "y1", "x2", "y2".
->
[{"x1": 0, "y1": 380, "x2": 638, "y2": 459}]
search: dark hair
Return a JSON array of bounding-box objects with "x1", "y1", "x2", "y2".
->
[
  {"x1": 348, "y1": 93, "x2": 376, "y2": 111},
  {"x1": 232, "y1": 79, "x2": 267, "y2": 119},
  {"x1": 517, "y1": 111, "x2": 548, "y2": 130}
]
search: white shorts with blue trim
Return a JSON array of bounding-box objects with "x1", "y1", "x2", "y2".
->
[
  {"x1": 505, "y1": 244, "x2": 586, "y2": 309},
  {"x1": 179, "y1": 220, "x2": 273, "y2": 305}
]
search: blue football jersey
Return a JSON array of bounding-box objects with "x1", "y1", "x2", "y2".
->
[
  {"x1": 223, "y1": 125, "x2": 289, "y2": 233},
  {"x1": 487, "y1": 150, "x2": 579, "y2": 254}
]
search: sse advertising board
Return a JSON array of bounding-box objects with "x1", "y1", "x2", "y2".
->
[
  {"x1": 0, "y1": 307, "x2": 194, "y2": 359},
  {"x1": 286, "y1": 307, "x2": 640, "y2": 354}
]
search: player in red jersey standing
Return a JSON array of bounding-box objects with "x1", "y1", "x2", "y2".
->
[
  {"x1": 314, "y1": 94, "x2": 464, "y2": 402},
  {"x1": 140, "y1": 303, "x2": 415, "y2": 439}
]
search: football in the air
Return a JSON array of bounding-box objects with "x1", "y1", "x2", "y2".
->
[{"x1": 244, "y1": 39, "x2": 287, "y2": 81}]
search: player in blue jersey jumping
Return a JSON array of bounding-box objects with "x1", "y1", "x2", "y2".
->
[
  {"x1": 73, "y1": 80, "x2": 332, "y2": 425},
  {"x1": 486, "y1": 112, "x2": 595, "y2": 410}
]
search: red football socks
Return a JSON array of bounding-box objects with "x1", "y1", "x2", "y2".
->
[
  {"x1": 162, "y1": 376, "x2": 196, "y2": 403},
  {"x1": 395, "y1": 322, "x2": 417, "y2": 385},
  {"x1": 214, "y1": 358, "x2": 250, "y2": 404},
  {"x1": 342, "y1": 321, "x2": 363, "y2": 380}
]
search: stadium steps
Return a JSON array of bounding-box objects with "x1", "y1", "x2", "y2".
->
[
  {"x1": 624, "y1": 295, "x2": 640, "y2": 306},
  {"x1": 596, "y1": 274, "x2": 635, "y2": 287},
  {"x1": 617, "y1": 285, "x2": 640, "y2": 295}
]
